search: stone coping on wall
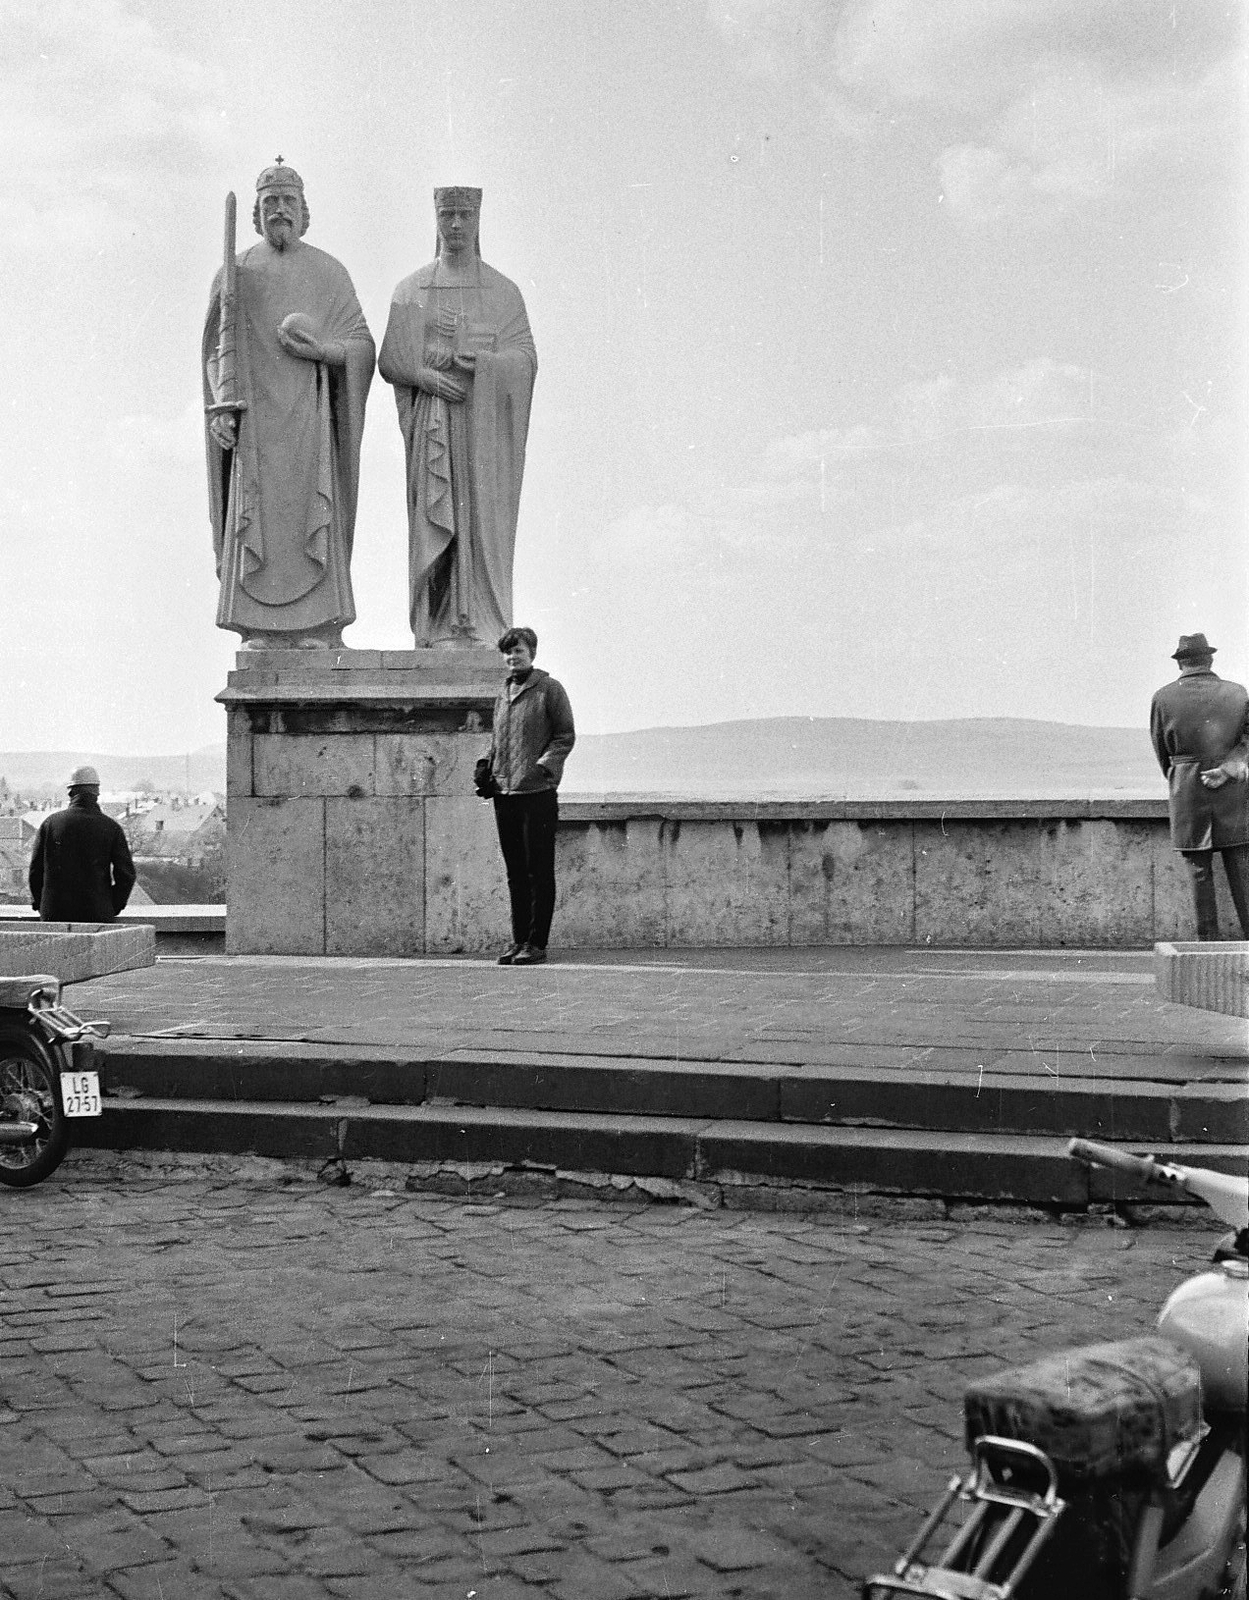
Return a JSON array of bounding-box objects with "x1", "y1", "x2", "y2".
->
[
  {"x1": 557, "y1": 795, "x2": 1170, "y2": 822},
  {"x1": 0, "y1": 907, "x2": 225, "y2": 935},
  {"x1": 218, "y1": 683, "x2": 497, "y2": 706},
  {"x1": 0, "y1": 923, "x2": 155, "y2": 981},
  {"x1": 221, "y1": 645, "x2": 501, "y2": 699},
  {"x1": 227, "y1": 646, "x2": 500, "y2": 672}
]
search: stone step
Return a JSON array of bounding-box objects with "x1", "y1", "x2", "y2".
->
[
  {"x1": 98, "y1": 1039, "x2": 1248, "y2": 1144},
  {"x1": 77, "y1": 1095, "x2": 1246, "y2": 1209}
]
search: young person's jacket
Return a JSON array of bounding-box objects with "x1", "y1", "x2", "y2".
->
[{"x1": 488, "y1": 668, "x2": 575, "y2": 794}]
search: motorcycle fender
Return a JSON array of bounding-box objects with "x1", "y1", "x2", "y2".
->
[
  {"x1": 1144, "y1": 1448, "x2": 1245, "y2": 1600},
  {"x1": 70, "y1": 1038, "x2": 98, "y2": 1075}
]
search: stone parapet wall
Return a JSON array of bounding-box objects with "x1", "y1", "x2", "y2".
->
[
  {"x1": 217, "y1": 655, "x2": 1218, "y2": 953},
  {"x1": 552, "y1": 798, "x2": 1218, "y2": 950}
]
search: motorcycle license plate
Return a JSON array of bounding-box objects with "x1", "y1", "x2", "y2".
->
[{"x1": 60, "y1": 1071, "x2": 101, "y2": 1117}]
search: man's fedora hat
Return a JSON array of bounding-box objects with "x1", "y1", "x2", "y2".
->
[{"x1": 1172, "y1": 633, "x2": 1216, "y2": 660}]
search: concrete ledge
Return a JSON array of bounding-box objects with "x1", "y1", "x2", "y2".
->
[
  {"x1": 0, "y1": 906, "x2": 225, "y2": 934},
  {"x1": 0, "y1": 924, "x2": 155, "y2": 982},
  {"x1": 0, "y1": 907, "x2": 224, "y2": 956},
  {"x1": 1155, "y1": 941, "x2": 1249, "y2": 1017},
  {"x1": 560, "y1": 797, "x2": 1171, "y2": 822}
]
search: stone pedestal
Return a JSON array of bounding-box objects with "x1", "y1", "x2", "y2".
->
[{"x1": 218, "y1": 648, "x2": 504, "y2": 955}]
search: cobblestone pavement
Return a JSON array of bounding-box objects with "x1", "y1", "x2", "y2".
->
[{"x1": 1, "y1": 1152, "x2": 1203, "y2": 1600}]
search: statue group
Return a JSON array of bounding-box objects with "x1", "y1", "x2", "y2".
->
[{"x1": 203, "y1": 165, "x2": 537, "y2": 650}]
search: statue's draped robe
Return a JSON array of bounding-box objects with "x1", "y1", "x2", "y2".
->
[
  {"x1": 378, "y1": 260, "x2": 536, "y2": 644},
  {"x1": 203, "y1": 241, "x2": 374, "y2": 637}
]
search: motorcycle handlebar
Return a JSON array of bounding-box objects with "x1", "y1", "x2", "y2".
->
[{"x1": 1067, "y1": 1138, "x2": 1158, "y2": 1183}]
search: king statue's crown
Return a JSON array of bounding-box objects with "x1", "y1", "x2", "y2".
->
[
  {"x1": 435, "y1": 186, "x2": 482, "y2": 209},
  {"x1": 257, "y1": 158, "x2": 305, "y2": 193}
]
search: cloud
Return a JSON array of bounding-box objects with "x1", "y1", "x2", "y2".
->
[
  {"x1": 601, "y1": 358, "x2": 1161, "y2": 584},
  {"x1": 0, "y1": 0, "x2": 227, "y2": 252},
  {"x1": 598, "y1": 502, "x2": 770, "y2": 572},
  {"x1": 833, "y1": 0, "x2": 1051, "y2": 113},
  {"x1": 705, "y1": 0, "x2": 839, "y2": 81},
  {"x1": 831, "y1": 0, "x2": 1237, "y2": 114},
  {"x1": 937, "y1": 50, "x2": 1241, "y2": 225},
  {"x1": 709, "y1": 0, "x2": 1241, "y2": 225},
  {"x1": 752, "y1": 355, "x2": 1186, "y2": 557}
]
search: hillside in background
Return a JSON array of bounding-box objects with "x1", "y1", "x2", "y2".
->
[
  {"x1": 1, "y1": 719, "x2": 1165, "y2": 801},
  {"x1": 0, "y1": 746, "x2": 226, "y2": 801},
  {"x1": 567, "y1": 717, "x2": 1164, "y2": 799}
]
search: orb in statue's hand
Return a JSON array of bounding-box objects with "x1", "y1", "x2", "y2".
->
[{"x1": 280, "y1": 312, "x2": 318, "y2": 342}]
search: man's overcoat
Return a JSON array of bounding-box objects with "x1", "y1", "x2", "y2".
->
[
  {"x1": 29, "y1": 796, "x2": 137, "y2": 921},
  {"x1": 1150, "y1": 669, "x2": 1249, "y2": 850}
]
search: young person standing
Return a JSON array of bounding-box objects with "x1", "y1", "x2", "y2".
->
[{"x1": 476, "y1": 628, "x2": 575, "y2": 965}]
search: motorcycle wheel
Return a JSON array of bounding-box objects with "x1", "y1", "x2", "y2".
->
[{"x1": 0, "y1": 1022, "x2": 69, "y2": 1188}]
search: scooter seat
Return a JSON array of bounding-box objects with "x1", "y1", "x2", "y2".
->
[{"x1": 964, "y1": 1335, "x2": 1202, "y2": 1489}]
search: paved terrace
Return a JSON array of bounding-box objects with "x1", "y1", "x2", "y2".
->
[
  {"x1": 77, "y1": 945, "x2": 1245, "y2": 1074},
  {"x1": 68, "y1": 947, "x2": 1248, "y2": 1209}
]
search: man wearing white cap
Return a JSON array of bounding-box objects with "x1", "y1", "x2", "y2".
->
[
  {"x1": 28, "y1": 768, "x2": 137, "y2": 922},
  {"x1": 1150, "y1": 633, "x2": 1249, "y2": 939}
]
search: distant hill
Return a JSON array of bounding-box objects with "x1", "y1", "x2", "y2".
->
[
  {"x1": 0, "y1": 746, "x2": 226, "y2": 800},
  {"x1": 1, "y1": 719, "x2": 1166, "y2": 802},
  {"x1": 565, "y1": 717, "x2": 1165, "y2": 800}
]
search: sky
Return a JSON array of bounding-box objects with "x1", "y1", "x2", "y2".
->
[{"x1": 2, "y1": 0, "x2": 1245, "y2": 754}]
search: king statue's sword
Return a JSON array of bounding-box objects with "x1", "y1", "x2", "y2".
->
[{"x1": 206, "y1": 191, "x2": 246, "y2": 419}]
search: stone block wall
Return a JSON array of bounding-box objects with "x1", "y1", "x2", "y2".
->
[
  {"x1": 553, "y1": 800, "x2": 1229, "y2": 949},
  {"x1": 218, "y1": 656, "x2": 1234, "y2": 953}
]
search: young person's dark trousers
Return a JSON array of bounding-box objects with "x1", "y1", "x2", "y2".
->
[
  {"x1": 493, "y1": 789, "x2": 559, "y2": 949},
  {"x1": 1180, "y1": 844, "x2": 1249, "y2": 940}
]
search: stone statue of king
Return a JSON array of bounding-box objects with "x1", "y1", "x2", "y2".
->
[
  {"x1": 203, "y1": 162, "x2": 375, "y2": 649},
  {"x1": 379, "y1": 188, "x2": 537, "y2": 647}
]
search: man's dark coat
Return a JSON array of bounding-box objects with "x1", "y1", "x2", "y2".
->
[
  {"x1": 29, "y1": 794, "x2": 137, "y2": 921},
  {"x1": 1149, "y1": 669, "x2": 1249, "y2": 851}
]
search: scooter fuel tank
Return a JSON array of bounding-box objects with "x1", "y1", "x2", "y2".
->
[{"x1": 1157, "y1": 1262, "x2": 1249, "y2": 1412}]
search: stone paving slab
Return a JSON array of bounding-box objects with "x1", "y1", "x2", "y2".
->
[
  {"x1": 74, "y1": 947, "x2": 1248, "y2": 1081},
  {"x1": 0, "y1": 1151, "x2": 1216, "y2": 1599}
]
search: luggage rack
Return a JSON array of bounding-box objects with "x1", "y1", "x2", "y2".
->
[{"x1": 862, "y1": 1437, "x2": 1066, "y2": 1600}]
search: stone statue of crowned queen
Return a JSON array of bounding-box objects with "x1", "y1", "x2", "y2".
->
[{"x1": 379, "y1": 188, "x2": 538, "y2": 647}]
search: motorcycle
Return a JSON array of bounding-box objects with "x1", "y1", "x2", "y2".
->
[
  {"x1": 0, "y1": 974, "x2": 109, "y2": 1188},
  {"x1": 863, "y1": 1138, "x2": 1248, "y2": 1600}
]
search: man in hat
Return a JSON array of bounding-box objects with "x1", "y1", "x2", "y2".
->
[
  {"x1": 29, "y1": 768, "x2": 136, "y2": 922},
  {"x1": 203, "y1": 162, "x2": 375, "y2": 648},
  {"x1": 379, "y1": 187, "x2": 537, "y2": 645},
  {"x1": 1150, "y1": 633, "x2": 1249, "y2": 939}
]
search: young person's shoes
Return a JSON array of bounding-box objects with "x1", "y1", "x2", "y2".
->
[
  {"x1": 496, "y1": 944, "x2": 524, "y2": 965},
  {"x1": 512, "y1": 943, "x2": 547, "y2": 966}
]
